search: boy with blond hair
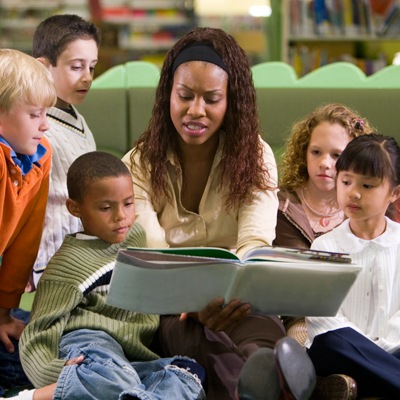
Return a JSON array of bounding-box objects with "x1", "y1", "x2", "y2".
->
[
  {"x1": 31, "y1": 14, "x2": 100, "y2": 289},
  {"x1": 0, "y1": 49, "x2": 57, "y2": 395}
]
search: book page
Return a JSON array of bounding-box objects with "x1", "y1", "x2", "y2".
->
[
  {"x1": 230, "y1": 262, "x2": 361, "y2": 316},
  {"x1": 242, "y1": 246, "x2": 352, "y2": 263},
  {"x1": 107, "y1": 251, "x2": 242, "y2": 314},
  {"x1": 126, "y1": 246, "x2": 240, "y2": 261}
]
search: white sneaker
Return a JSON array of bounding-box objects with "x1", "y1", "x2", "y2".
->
[{"x1": 0, "y1": 389, "x2": 36, "y2": 400}]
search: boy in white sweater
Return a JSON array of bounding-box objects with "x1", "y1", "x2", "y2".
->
[{"x1": 31, "y1": 14, "x2": 100, "y2": 288}]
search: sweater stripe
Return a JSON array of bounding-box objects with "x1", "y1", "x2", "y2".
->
[
  {"x1": 78, "y1": 261, "x2": 115, "y2": 295},
  {"x1": 46, "y1": 114, "x2": 85, "y2": 137}
]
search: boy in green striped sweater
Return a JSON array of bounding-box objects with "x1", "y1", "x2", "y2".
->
[{"x1": 15, "y1": 151, "x2": 205, "y2": 400}]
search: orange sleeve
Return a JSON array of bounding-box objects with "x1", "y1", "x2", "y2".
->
[{"x1": 0, "y1": 138, "x2": 52, "y2": 309}]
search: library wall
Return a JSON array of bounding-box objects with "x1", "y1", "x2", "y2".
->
[
  {"x1": 1, "y1": 0, "x2": 398, "y2": 77},
  {"x1": 280, "y1": 0, "x2": 400, "y2": 76},
  {"x1": 0, "y1": 0, "x2": 272, "y2": 75}
]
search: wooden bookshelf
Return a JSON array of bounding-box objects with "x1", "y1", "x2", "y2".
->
[
  {"x1": 0, "y1": 0, "x2": 90, "y2": 52},
  {"x1": 277, "y1": 0, "x2": 400, "y2": 76}
]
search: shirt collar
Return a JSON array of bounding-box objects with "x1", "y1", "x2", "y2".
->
[
  {"x1": 76, "y1": 232, "x2": 99, "y2": 240},
  {"x1": 332, "y1": 217, "x2": 400, "y2": 253},
  {"x1": 0, "y1": 135, "x2": 47, "y2": 176}
]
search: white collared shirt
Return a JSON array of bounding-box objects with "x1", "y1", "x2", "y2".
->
[{"x1": 306, "y1": 217, "x2": 400, "y2": 354}]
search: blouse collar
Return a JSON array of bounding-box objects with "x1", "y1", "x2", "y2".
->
[{"x1": 333, "y1": 217, "x2": 400, "y2": 253}]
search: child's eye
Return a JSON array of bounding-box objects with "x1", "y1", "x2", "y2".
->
[
  {"x1": 72, "y1": 66, "x2": 81, "y2": 71},
  {"x1": 125, "y1": 202, "x2": 133, "y2": 207},
  {"x1": 30, "y1": 114, "x2": 40, "y2": 119},
  {"x1": 205, "y1": 98, "x2": 219, "y2": 104},
  {"x1": 363, "y1": 184, "x2": 373, "y2": 189},
  {"x1": 332, "y1": 153, "x2": 341, "y2": 159},
  {"x1": 100, "y1": 206, "x2": 111, "y2": 211},
  {"x1": 311, "y1": 150, "x2": 320, "y2": 155},
  {"x1": 342, "y1": 180, "x2": 351, "y2": 186}
]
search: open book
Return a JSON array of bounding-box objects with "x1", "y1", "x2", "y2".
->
[
  {"x1": 124, "y1": 245, "x2": 353, "y2": 263},
  {"x1": 106, "y1": 246, "x2": 361, "y2": 317}
]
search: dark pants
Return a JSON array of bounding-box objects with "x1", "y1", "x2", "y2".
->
[
  {"x1": 0, "y1": 309, "x2": 31, "y2": 396},
  {"x1": 151, "y1": 314, "x2": 285, "y2": 400},
  {"x1": 308, "y1": 327, "x2": 400, "y2": 399}
]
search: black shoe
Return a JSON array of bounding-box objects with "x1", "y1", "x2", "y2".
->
[
  {"x1": 274, "y1": 337, "x2": 316, "y2": 400},
  {"x1": 237, "y1": 347, "x2": 281, "y2": 400}
]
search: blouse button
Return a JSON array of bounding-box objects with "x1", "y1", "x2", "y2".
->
[
  {"x1": 13, "y1": 180, "x2": 18, "y2": 186},
  {"x1": 11, "y1": 169, "x2": 16, "y2": 174}
]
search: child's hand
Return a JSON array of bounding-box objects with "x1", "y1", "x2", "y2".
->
[
  {"x1": 180, "y1": 297, "x2": 251, "y2": 332},
  {"x1": 0, "y1": 308, "x2": 26, "y2": 353},
  {"x1": 65, "y1": 355, "x2": 84, "y2": 366}
]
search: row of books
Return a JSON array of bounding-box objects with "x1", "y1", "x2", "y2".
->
[
  {"x1": 289, "y1": 0, "x2": 400, "y2": 37},
  {"x1": 288, "y1": 44, "x2": 387, "y2": 76}
]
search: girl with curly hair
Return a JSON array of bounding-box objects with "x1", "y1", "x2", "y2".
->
[
  {"x1": 274, "y1": 104, "x2": 373, "y2": 400},
  {"x1": 274, "y1": 103, "x2": 373, "y2": 249},
  {"x1": 122, "y1": 27, "x2": 290, "y2": 400}
]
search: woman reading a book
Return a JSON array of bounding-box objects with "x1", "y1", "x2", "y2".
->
[{"x1": 123, "y1": 27, "x2": 286, "y2": 400}]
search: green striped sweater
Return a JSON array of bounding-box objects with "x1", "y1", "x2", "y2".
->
[{"x1": 20, "y1": 223, "x2": 160, "y2": 388}]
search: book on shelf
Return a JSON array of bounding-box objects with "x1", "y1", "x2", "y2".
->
[
  {"x1": 376, "y1": 0, "x2": 400, "y2": 36},
  {"x1": 288, "y1": 0, "x2": 398, "y2": 37},
  {"x1": 106, "y1": 246, "x2": 362, "y2": 317}
]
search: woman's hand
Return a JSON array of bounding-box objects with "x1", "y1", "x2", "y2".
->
[{"x1": 180, "y1": 297, "x2": 251, "y2": 332}]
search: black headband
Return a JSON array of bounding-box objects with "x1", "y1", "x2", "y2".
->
[{"x1": 172, "y1": 43, "x2": 229, "y2": 75}]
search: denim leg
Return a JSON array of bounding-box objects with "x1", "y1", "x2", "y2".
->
[
  {"x1": 0, "y1": 309, "x2": 31, "y2": 396},
  {"x1": 54, "y1": 329, "x2": 205, "y2": 400},
  {"x1": 122, "y1": 357, "x2": 205, "y2": 400}
]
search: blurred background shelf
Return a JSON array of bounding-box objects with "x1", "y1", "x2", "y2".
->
[
  {"x1": 276, "y1": 0, "x2": 400, "y2": 77},
  {"x1": 1, "y1": 0, "x2": 400, "y2": 78}
]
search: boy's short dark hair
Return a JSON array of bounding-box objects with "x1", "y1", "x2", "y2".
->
[
  {"x1": 67, "y1": 151, "x2": 131, "y2": 204},
  {"x1": 33, "y1": 14, "x2": 101, "y2": 67}
]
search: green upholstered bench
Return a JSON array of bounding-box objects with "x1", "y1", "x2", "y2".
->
[{"x1": 77, "y1": 60, "x2": 400, "y2": 161}]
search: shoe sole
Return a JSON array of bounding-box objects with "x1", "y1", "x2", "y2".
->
[
  {"x1": 274, "y1": 337, "x2": 316, "y2": 400},
  {"x1": 237, "y1": 348, "x2": 281, "y2": 400}
]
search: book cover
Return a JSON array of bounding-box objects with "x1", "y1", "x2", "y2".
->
[{"x1": 106, "y1": 247, "x2": 362, "y2": 317}]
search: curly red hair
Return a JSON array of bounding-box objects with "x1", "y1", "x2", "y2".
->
[{"x1": 130, "y1": 27, "x2": 274, "y2": 209}]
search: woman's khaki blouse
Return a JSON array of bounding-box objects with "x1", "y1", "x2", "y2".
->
[{"x1": 122, "y1": 134, "x2": 278, "y2": 260}]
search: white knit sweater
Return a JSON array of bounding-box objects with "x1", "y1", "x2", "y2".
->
[
  {"x1": 33, "y1": 106, "x2": 96, "y2": 285},
  {"x1": 306, "y1": 217, "x2": 400, "y2": 354}
]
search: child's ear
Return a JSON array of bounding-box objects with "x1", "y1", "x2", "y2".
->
[
  {"x1": 36, "y1": 57, "x2": 51, "y2": 70},
  {"x1": 66, "y1": 198, "x2": 81, "y2": 218},
  {"x1": 390, "y1": 185, "x2": 400, "y2": 203}
]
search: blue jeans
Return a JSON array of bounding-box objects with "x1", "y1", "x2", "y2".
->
[
  {"x1": 54, "y1": 329, "x2": 205, "y2": 400},
  {"x1": 0, "y1": 309, "x2": 31, "y2": 397}
]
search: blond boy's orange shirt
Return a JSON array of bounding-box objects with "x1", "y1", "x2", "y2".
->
[{"x1": 0, "y1": 137, "x2": 52, "y2": 309}]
